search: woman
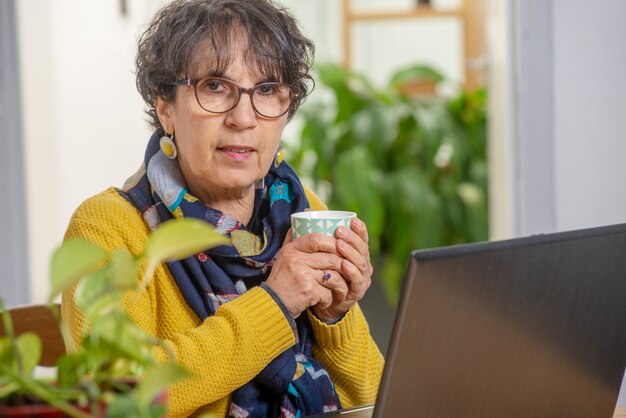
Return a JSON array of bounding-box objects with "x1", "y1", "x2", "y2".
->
[{"x1": 62, "y1": 0, "x2": 383, "y2": 417}]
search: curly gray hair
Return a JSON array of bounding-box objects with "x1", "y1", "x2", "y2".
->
[{"x1": 135, "y1": 0, "x2": 315, "y2": 133}]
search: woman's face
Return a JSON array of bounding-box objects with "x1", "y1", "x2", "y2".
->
[{"x1": 156, "y1": 51, "x2": 288, "y2": 202}]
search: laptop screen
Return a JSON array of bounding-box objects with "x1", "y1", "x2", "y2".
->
[{"x1": 375, "y1": 223, "x2": 626, "y2": 418}]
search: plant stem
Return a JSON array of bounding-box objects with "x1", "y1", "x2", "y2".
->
[{"x1": 7, "y1": 371, "x2": 92, "y2": 418}]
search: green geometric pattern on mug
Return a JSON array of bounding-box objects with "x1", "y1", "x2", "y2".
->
[{"x1": 292, "y1": 217, "x2": 351, "y2": 238}]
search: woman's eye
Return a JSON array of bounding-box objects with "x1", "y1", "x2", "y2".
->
[
  {"x1": 257, "y1": 84, "x2": 277, "y2": 95},
  {"x1": 201, "y1": 79, "x2": 225, "y2": 92}
]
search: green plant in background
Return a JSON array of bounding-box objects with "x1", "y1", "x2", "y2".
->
[
  {"x1": 0, "y1": 219, "x2": 229, "y2": 418},
  {"x1": 287, "y1": 63, "x2": 488, "y2": 305}
]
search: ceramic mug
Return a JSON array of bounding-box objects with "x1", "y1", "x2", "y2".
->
[{"x1": 290, "y1": 210, "x2": 357, "y2": 239}]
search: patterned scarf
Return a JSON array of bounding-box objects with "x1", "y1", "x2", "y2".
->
[{"x1": 121, "y1": 132, "x2": 341, "y2": 417}]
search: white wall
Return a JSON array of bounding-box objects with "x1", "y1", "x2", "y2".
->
[
  {"x1": 489, "y1": 0, "x2": 626, "y2": 237},
  {"x1": 280, "y1": 0, "x2": 464, "y2": 87},
  {"x1": 485, "y1": 0, "x2": 514, "y2": 240},
  {"x1": 350, "y1": 0, "x2": 463, "y2": 87},
  {"x1": 488, "y1": 0, "x2": 626, "y2": 405},
  {"x1": 552, "y1": 0, "x2": 626, "y2": 231},
  {"x1": 17, "y1": 0, "x2": 159, "y2": 302},
  {"x1": 17, "y1": 0, "x2": 59, "y2": 304}
]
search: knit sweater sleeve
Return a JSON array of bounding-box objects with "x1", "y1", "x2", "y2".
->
[
  {"x1": 307, "y1": 305, "x2": 384, "y2": 409},
  {"x1": 302, "y1": 186, "x2": 384, "y2": 408},
  {"x1": 61, "y1": 188, "x2": 296, "y2": 417}
]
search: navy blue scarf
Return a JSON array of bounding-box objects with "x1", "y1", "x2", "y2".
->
[{"x1": 121, "y1": 132, "x2": 341, "y2": 417}]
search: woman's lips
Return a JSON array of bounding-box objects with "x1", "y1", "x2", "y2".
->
[{"x1": 218, "y1": 146, "x2": 255, "y2": 161}]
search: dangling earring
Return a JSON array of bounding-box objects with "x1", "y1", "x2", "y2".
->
[
  {"x1": 274, "y1": 144, "x2": 285, "y2": 167},
  {"x1": 160, "y1": 131, "x2": 178, "y2": 160}
]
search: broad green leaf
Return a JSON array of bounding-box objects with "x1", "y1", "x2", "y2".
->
[
  {"x1": 380, "y1": 256, "x2": 404, "y2": 306},
  {"x1": 333, "y1": 146, "x2": 385, "y2": 257},
  {"x1": 81, "y1": 291, "x2": 125, "y2": 327},
  {"x1": 317, "y1": 63, "x2": 374, "y2": 123},
  {"x1": 109, "y1": 249, "x2": 141, "y2": 290},
  {"x1": 390, "y1": 64, "x2": 445, "y2": 89},
  {"x1": 16, "y1": 332, "x2": 41, "y2": 375},
  {"x1": 388, "y1": 167, "x2": 444, "y2": 250},
  {"x1": 104, "y1": 394, "x2": 140, "y2": 418},
  {"x1": 56, "y1": 355, "x2": 80, "y2": 387},
  {"x1": 458, "y1": 182, "x2": 488, "y2": 242},
  {"x1": 88, "y1": 313, "x2": 153, "y2": 365},
  {"x1": 0, "y1": 339, "x2": 14, "y2": 365},
  {"x1": 50, "y1": 239, "x2": 107, "y2": 300},
  {"x1": 350, "y1": 107, "x2": 397, "y2": 161},
  {"x1": 136, "y1": 362, "x2": 191, "y2": 406},
  {"x1": 0, "y1": 380, "x2": 20, "y2": 397},
  {"x1": 148, "y1": 404, "x2": 168, "y2": 418},
  {"x1": 0, "y1": 300, "x2": 14, "y2": 339},
  {"x1": 144, "y1": 218, "x2": 230, "y2": 264},
  {"x1": 74, "y1": 269, "x2": 113, "y2": 314}
]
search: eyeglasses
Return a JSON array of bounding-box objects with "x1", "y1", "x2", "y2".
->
[{"x1": 167, "y1": 77, "x2": 300, "y2": 119}]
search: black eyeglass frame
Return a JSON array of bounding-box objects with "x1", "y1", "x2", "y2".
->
[{"x1": 165, "y1": 77, "x2": 301, "y2": 119}]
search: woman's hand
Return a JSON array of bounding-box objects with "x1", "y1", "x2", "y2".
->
[
  {"x1": 311, "y1": 217, "x2": 373, "y2": 322},
  {"x1": 265, "y1": 232, "x2": 347, "y2": 319},
  {"x1": 265, "y1": 217, "x2": 373, "y2": 323}
]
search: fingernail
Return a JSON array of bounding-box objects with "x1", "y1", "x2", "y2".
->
[{"x1": 336, "y1": 227, "x2": 346, "y2": 238}]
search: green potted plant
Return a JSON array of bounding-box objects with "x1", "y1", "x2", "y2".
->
[
  {"x1": 287, "y1": 62, "x2": 488, "y2": 305},
  {"x1": 0, "y1": 218, "x2": 229, "y2": 417}
]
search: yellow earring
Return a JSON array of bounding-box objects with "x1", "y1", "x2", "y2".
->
[
  {"x1": 160, "y1": 132, "x2": 177, "y2": 160},
  {"x1": 274, "y1": 144, "x2": 285, "y2": 167}
]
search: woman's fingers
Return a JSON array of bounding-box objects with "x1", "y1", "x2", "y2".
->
[
  {"x1": 336, "y1": 237, "x2": 370, "y2": 276},
  {"x1": 311, "y1": 283, "x2": 334, "y2": 309},
  {"x1": 332, "y1": 218, "x2": 374, "y2": 303},
  {"x1": 336, "y1": 222, "x2": 370, "y2": 258},
  {"x1": 318, "y1": 270, "x2": 349, "y2": 303},
  {"x1": 291, "y1": 232, "x2": 339, "y2": 255},
  {"x1": 268, "y1": 221, "x2": 373, "y2": 320},
  {"x1": 341, "y1": 259, "x2": 370, "y2": 300},
  {"x1": 283, "y1": 250, "x2": 344, "y2": 272},
  {"x1": 266, "y1": 237, "x2": 346, "y2": 317},
  {"x1": 335, "y1": 227, "x2": 373, "y2": 277},
  {"x1": 302, "y1": 270, "x2": 344, "y2": 309},
  {"x1": 350, "y1": 217, "x2": 369, "y2": 245}
]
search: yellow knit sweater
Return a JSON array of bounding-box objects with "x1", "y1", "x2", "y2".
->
[{"x1": 62, "y1": 187, "x2": 384, "y2": 417}]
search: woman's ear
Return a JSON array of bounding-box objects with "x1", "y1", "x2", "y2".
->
[{"x1": 155, "y1": 97, "x2": 175, "y2": 133}]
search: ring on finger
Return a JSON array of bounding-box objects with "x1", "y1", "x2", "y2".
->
[{"x1": 322, "y1": 270, "x2": 331, "y2": 285}]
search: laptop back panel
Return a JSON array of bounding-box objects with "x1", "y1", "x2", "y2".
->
[{"x1": 375, "y1": 223, "x2": 626, "y2": 418}]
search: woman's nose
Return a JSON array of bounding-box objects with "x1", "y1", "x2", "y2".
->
[{"x1": 224, "y1": 92, "x2": 258, "y2": 129}]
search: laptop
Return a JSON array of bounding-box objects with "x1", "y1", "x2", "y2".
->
[{"x1": 313, "y1": 222, "x2": 626, "y2": 417}]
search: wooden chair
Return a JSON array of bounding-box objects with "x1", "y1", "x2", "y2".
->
[{"x1": 0, "y1": 303, "x2": 66, "y2": 366}]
